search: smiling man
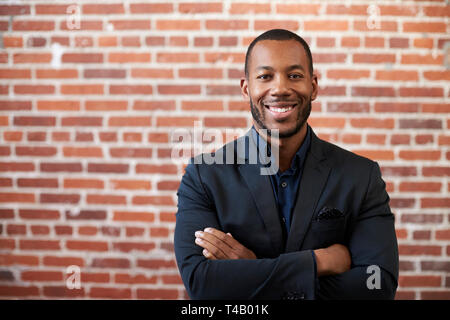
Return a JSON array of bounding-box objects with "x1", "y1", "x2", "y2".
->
[{"x1": 174, "y1": 29, "x2": 399, "y2": 300}]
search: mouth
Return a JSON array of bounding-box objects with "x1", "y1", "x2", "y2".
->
[{"x1": 263, "y1": 102, "x2": 298, "y2": 119}]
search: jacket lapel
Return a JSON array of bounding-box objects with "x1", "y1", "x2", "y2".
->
[
  {"x1": 285, "y1": 129, "x2": 331, "y2": 252},
  {"x1": 236, "y1": 130, "x2": 284, "y2": 255}
]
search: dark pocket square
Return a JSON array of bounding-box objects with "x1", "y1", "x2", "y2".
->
[{"x1": 316, "y1": 206, "x2": 344, "y2": 221}]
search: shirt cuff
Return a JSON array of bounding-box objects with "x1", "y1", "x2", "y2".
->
[{"x1": 311, "y1": 250, "x2": 320, "y2": 295}]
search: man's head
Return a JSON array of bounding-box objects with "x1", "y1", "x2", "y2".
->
[{"x1": 241, "y1": 29, "x2": 318, "y2": 139}]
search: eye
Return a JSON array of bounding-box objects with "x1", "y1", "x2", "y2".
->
[
  {"x1": 256, "y1": 74, "x2": 271, "y2": 80},
  {"x1": 289, "y1": 73, "x2": 304, "y2": 79}
]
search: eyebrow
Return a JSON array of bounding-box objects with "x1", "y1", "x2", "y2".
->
[{"x1": 255, "y1": 64, "x2": 305, "y2": 72}]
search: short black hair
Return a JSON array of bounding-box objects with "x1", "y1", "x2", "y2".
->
[{"x1": 244, "y1": 29, "x2": 313, "y2": 78}]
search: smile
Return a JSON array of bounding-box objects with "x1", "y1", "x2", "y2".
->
[{"x1": 264, "y1": 104, "x2": 297, "y2": 113}]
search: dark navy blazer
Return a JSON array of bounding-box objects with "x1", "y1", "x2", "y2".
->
[{"x1": 174, "y1": 126, "x2": 399, "y2": 300}]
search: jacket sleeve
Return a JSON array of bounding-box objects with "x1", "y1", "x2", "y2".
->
[
  {"x1": 316, "y1": 161, "x2": 399, "y2": 300},
  {"x1": 174, "y1": 162, "x2": 316, "y2": 300}
]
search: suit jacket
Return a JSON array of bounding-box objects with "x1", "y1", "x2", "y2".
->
[{"x1": 174, "y1": 126, "x2": 399, "y2": 300}]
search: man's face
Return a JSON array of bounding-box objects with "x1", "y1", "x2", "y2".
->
[{"x1": 241, "y1": 39, "x2": 318, "y2": 138}]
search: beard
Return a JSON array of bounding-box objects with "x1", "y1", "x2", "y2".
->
[{"x1": 250, "y1": 96, "x2": 312, "y2": 139}]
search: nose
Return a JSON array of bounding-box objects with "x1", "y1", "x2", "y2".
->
[{"x1": 270, "y1": 75, "x2": 291, "y2": 96}]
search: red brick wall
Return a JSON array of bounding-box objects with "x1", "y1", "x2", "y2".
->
[{"x1": 0, "y1": 1, "x2": 448, "y2": 300}]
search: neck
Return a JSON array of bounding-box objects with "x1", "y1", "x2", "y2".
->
[{"x1": 254, "y1": 122, "x2": 308, "y2": 172}]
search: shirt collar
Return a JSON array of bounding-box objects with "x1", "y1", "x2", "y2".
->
[{"x1": 251, "y1": 124, "x2": 311, "y2": 173}]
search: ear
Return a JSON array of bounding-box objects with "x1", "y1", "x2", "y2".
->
[
  {"x1": 240, "y1": 77, "x2": 249, "y2": 99},
  {"x1": 311, "y1": 73, "x2": 318, "y2": 101}
]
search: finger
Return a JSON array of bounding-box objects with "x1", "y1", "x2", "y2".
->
[
  {"x1": 202, "y1": 249, "x2": 217, "y2": 260},
  {"x1": 205, "y1": 228, "x2": 243, "y2": 251},
  {"x1": 227, "y1": 233, "x2": 233, "y2": 238},
  {"x1": 195, "y1": 233, "x2": 227, "y2": 259},
  {"x1": 197, "y1": 230, "x2": 234, "y2": 258}
]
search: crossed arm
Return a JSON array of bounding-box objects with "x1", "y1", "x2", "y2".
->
[
  {"x1": 174, "y1": 161, "x2": 399, "y2": 299},
  {"x1": 194, "y1": 227, "x2": 351, "y2": 277}
]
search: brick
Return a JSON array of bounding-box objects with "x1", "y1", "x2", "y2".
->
[
  {"x1": 113, "y1": 242, "x2": 156, "y2": 253},
  {"x1": 21, "y1": 271, "x2": 63, "y2": 282},
  {"x1": 89, "y1": 287, "x2": 131, "y2": 299},
  {"x1": 130, "y1": 3, "x2": 173, "y2": 13},
  {"x1": 400, "y1": 119, "x2": 442, "y2": 129},
  {"x1": 111, "y1": 180, "x2": 151, "y2": 190},
  {"x1": 65, "y1": 210, "x2": 106, "y2": 220},
  {"x1": 350, "y1": 118, "x2": 394, "y2": 129},
  {"x1": 61, "y1": 84, "x2": 103, "y2": 95},
  {"x1": 352, "y1": 150, "x2": 394, "y2": 161},
  {"x1": 109, "y1": 148, "x2": 152, "y2": 158},
  {"x1": 204, "y1": 117, "x2": 247, "y2": 128},
  {"x1": 206, "y1": 20, "x2": 248, "y2": 30},
  {"x1": 108, "y1": 53, "x2": 150, "y2": 63},
  {"x1": 327, "y1": 69, "x2": 370, "y2": 79},
  {"x1": 401, "y1": 54, "x2": 443, "y2": 65},
  {"x1": 277, "y1": 4, "x2": 319, "y2": 14},
  {"x1": 0, "y1": 5, "x2": 30, "y2": 15},
  {"x1": 109, "y1": 20, "x2": 150, "y2": 30},
  {"x1": 0, "y1": 101, "x2": 32, "y2": 111},
  {"x1": 421, "y1": 292, "x2": 450, "y2": 300},
  {"x1": 0, "y1": 68, "x2": 31, "y2": 79},
  {"x1": 92, "y1": 258, "x2": 130, "y2": 269},
  {"x1": 85, "y1": 100, "x2": 127, "y2": 111},
  {"x1": 43, "y1": 286, "x2": 85, "y2": 298},
  {"x1": 376, "y1": 70, "x2": 418, "y2": 81},
  {"x1": 399, "y1": 87, "x2": 443, "y2": 97},
  {"x1": 114, "y1": 273, "x2": 157, "y2": 284},
  {"x1": 0, "y1": 254, "x2": 39, "y2": 266},
  {"x1": 66, "y1": 240, "x2": 108, "y2": 251},
  {"x1": 0, "y1": 192, "x2": 35, "y2": 203},
  {"x1": 133, "y1": 100, "x2": 175, "y2": 111},
  {"x1": 20, "y1": 240, "x2": 60, "y2": 250},
  {"x1": 179, "y1": 2, "x2": 222, "y2": 13},
  {"x1": 132, "y1": 195, "x2": 174, "y2": 206},
  {"x1": 82, "y1": 4, "x2": 124, "y2": 14},
  {"x1": 353, "y1": 53, "x2": 395, "y2": 63},
  {"x1": 399, "y1": 151, "x2": 441, "y2": 161},
  {"x1": 399, "y1": 275, "x2": 441, "y2": 287},
  {"x1": 157, "y1": 53, "x2": 199, "y2": 63},
  {"x1": 109, "y1": 85, "x2": 153, "y2": 95},
  {"x1": 113, "y1": 211, "x2": 155, "y2": 222},
  {"x1": 108, "y1": 117, "x2": 151, "y2": 127},
  {"x1": 374, "y1": 103, "x2": 419, "y2": 113},
  {"x1": 37, "y1": 100, "x2": 80, "y2": 111},
  {"x1": 62, "y1": 53, "x2": 103, "y2": 63},
  {"x1": 158, "y1": 85, "x2": 200, "y2": 95},
  {"x1": 254, "y1": 20, "x2": 299, "y2": 31},
  {"x1": 13, "y1": 20, "x2": 54, "y2": 31},
  {"x1": 399, "y1": 182, "x2": 441, "y2": 192},
  {"x1": 40, "y1": 162, "x2": 82, "y2": 172},
  {"x1": 19, "y1": 209, "x2": 60, "y2": 220},
  {"x1": 17, "y1": 178, "x2": 58, "y2": 188},
  {"x1": 135, "y1": 164, "x2": 177, "y2": 174},
  {"x1": 308, "y1": 117, "x2": 346, "y2": 128},
  {"x1": 0, "y1": 286, "x2": 39, "y2": 297},
  {"x1": 131, "y1": 68, "x2": 173, "y2": 78},
  {"x1": 304, "y1": 20, "x2": 348, "y2": 31},
  {"x1": 7, "y1": 224, "x2": 26, "y2": 235},
  {"x1": 84, "y1": 69, "x2": 126, "y2": 79},
  {"x1": 399, "y1": 245, "x2": 442, "y2": 255},
  {"x1": 353, "y1": 20, "x2": 397, "y2": 32},
  {"x1": 403, "y1": 22, "x2": 446, "y2": 33},
  {"x1": 14, "y1": 85, "x2": 54, "y2": 95},
  {"x1": 87, "y1": 163, "x2": 129, "y2": 174},
  {"x1": 86, "y1": 194, "x2": 126, "y2": 205},
  {"x1": 421, "y1": 198, "x2": 450, "y2": 208},
  {"x1": 436, "y1": 230, "x2": 450, "y2": 240},
  {"x1": 352, "y1": 86, "x2": 395, "y2": 97},
  {"x1": 136, "y1": 289, "x2": 178, "y2": 299}
]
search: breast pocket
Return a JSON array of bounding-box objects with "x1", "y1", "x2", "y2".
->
[{"x1": 309, "y1": 216, "x2": 347, "y2": 248}]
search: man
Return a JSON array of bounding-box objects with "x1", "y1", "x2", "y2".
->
[{"x1": 174, "y1": 29, "x2": 399, "y2": 300}]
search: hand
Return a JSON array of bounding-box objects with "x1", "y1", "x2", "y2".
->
[
  {"x1": 194, "y1": 227, "x2": 257, "y2": 260},
  {"x1": 314, "y1": 243, "x2": 351, "y2": 277}
]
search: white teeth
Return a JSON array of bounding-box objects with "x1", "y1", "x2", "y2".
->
[{"x1": 268, "y1": 105, "x2": 294, "y2": 113}]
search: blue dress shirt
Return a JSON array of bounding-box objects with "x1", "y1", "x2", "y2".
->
[{"x1": 251, "y1": 125, "x2": 312, "y2": 234}]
